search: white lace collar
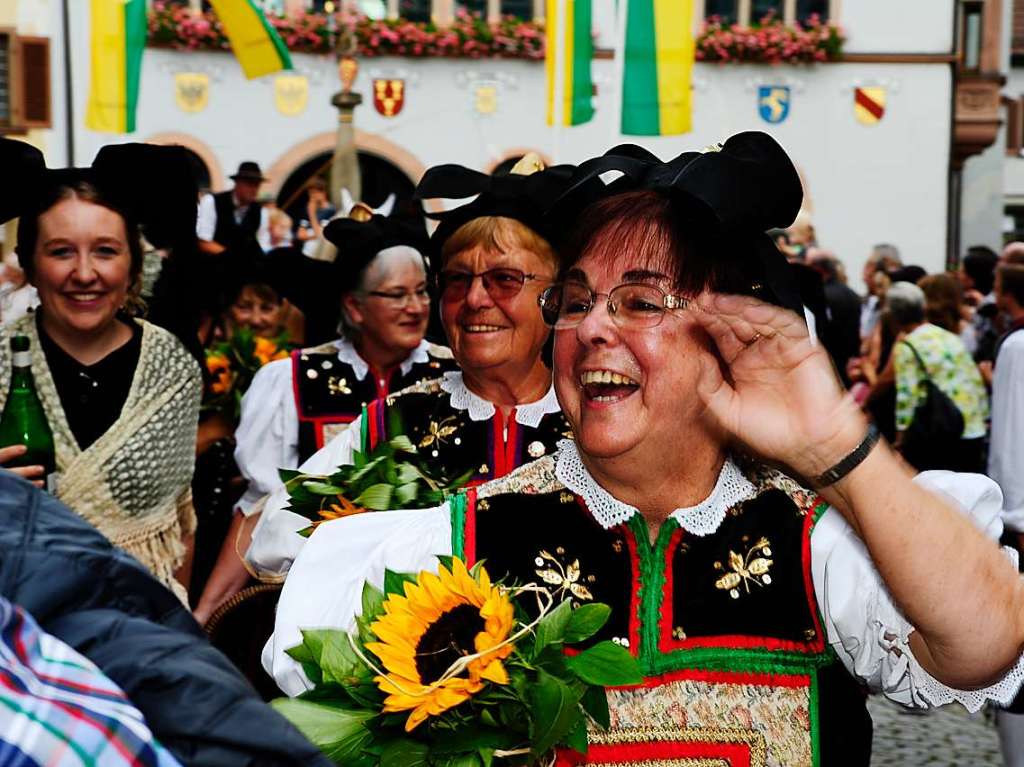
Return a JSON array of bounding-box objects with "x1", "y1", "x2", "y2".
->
[
  {"x1": 554, "y1": 440, "x2": 757, "y2": 536},
  {"x1": 333, "y1": 338, "x2": 431, "y2": 381},
  {"x1": 438, "y1": 371, "x2": 560, "y2": 428}
]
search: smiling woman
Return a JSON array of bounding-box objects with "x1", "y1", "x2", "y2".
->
[
  {"x1": 271, "y1": 133, "x2": 1024, "y2": 766},
  {"x1": 0, "y1": 139, "x2": 203, "y2": 604}
]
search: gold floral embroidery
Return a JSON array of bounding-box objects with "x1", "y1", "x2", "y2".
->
[
  {"x1": 418, "y1": 416, "x2": 458, "y2": 448},
  {"x1": 477, "y1": 499, "x2": 490, "y2": 511},
  {"x1": 327, "y1": 376, "x2": 352, "y2": 395},
  {"x1": 559, "y1": 491, "x2": 575, "y2": 504},
  {"x1": 713, "y1": 536, "x2": 773, "y2": 600},
  {"x1": 534, "y1": 549, "x2": 594, "y2": 601}
]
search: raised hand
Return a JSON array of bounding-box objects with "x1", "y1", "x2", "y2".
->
[{"x1": 692, "y1": 293, "x2": 868, "y2": 481}]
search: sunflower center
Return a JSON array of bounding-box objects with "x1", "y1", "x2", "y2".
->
[{"x1": 414, "y1": 603, "x2": 485, "y2": 684}]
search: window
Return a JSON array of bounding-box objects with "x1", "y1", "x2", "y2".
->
[
  {"x1": 704, "y1": 0, "x2": 836, "y2": 25},
  {"x1": 0, "y1": 31, "x2": 51, "y2": 134},
  {"x1": 456, "y1": 0, "x2": 487, "y2": 15},
  {"x1": 500, "y1": 0, "x2": 532, "y2": 18},
  {"x1": 399, "y1": 0, "x2": 430, "y2": 20}
]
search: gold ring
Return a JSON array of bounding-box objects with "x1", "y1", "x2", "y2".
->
[{"x1": 745, "y1": 332, "x2": 762, "y2": 347}]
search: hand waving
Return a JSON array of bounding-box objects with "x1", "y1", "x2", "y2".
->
[{"x1": 693, "y1": 293, "x2": 868, "y2": 480}]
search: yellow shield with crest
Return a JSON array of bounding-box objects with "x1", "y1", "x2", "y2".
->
[
  {"x1": 274, "y1": 74, "x2": 310, "y2": 117},
  {"x1": 174, "y1": 73, "x2": 209, "y2": 114}
]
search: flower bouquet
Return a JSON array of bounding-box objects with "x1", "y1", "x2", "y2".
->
[
  {"x1": 273, "y1": 557, "x2": 642, "y2": 766},
  {"x1": 280, "y1": 434, "x2": 473, "y2": 536},
  {"x1": 204, "y1": 327, "x2": 290, "y2": 419}
]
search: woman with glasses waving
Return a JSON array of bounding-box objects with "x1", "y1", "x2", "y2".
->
[
  {"x1": 272, "y1": 133, "x2": 1024, "y2": 762},
  {"x1": 244, "y1": 156, "x2": 574, "y2": 594},
  {"x1": 193, "y1": 208, "x2": 455, "y2": 623}
]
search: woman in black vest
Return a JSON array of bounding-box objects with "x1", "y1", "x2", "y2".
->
[
  {"x1": 193, "y1": 208, "x2": 455, "y2": 623},
  {"x1": 271, "y1": 134, "x2": 1024, "y2": 763},
  {"x1": 243, "y1": 156, "x2": 575, "y2": 583}
]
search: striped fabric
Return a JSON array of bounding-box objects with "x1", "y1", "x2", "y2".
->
[
  {"x1": 85, "y1": 0, "x2": 147, "y2": 133},
  {"x1": 620, "y1": 0, "x2": 695, "y2": 135},
  {"x1": 0, "y1": 598, "x2": 180, "y2": 767},
  {"x1": 209, "y1": 0, "x2": 293, "y2": 80},
  {"x1": 545, "y1": 0, "x2": 595, "y2": 126}
]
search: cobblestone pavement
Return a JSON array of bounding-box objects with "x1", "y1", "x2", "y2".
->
[{"x1": 868, "y1": 696, "x2": 1003, "y2": 766}]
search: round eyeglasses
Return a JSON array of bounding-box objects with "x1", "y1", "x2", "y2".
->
[
  {"x1": 437, "y1": 268, "x2": 544, "y2": 301},
  {"x1": 538, "y1": 281, "x2": 692, "y2": 329}
]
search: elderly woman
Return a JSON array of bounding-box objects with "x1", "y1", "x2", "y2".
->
[
  {"x1": 887, "y1": 281, "x2": 989, "y2": 472},
  {"x1": 269, "y1": 134, "x2": 1024, "y2": 762},
  {"x1": 193, "y1": 209, "x2": 455, "y2": 622},
  {"x1": 241, "y1": 157, "x2": 573, "y2": 589},
  {"x1": 0, "y1": 139, "x2": 201, "y2": 603}
]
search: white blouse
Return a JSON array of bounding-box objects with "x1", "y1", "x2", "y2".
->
[
  {"x1": 233, "y1": 337, "x2": 434, "y2": 516},
  {"x1": 266, "y1": 443, "x2": 1024, "y2": 713},
  {"x1": 244, "y1": 372, "x2": 561, "y2": 580}
]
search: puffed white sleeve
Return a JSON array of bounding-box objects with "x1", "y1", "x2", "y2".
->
[
  {"x1": 234, "y1": 358, "x2": 299, "y2": 517},
  {"x1": 813, "y1": 470, "x2": 1024, "y2": 711},
  {"x1": 244, "y1": 415, "x2": 364, "y2": 580},
  {"x1": 196, "y1": 193, "x2": 216, "y2": 241},
  {"x1": 264, "y1": 504, "x2": 453, "y2": 696}
]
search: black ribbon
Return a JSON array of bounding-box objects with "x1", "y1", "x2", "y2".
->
[
  {"x1": 414, "y1": 163, "x2": 575, "y2": 248},
  {"x1": 549, "y1": 131, "x2": 806, "y2": 317},
  {"x1": 0, "y1": 138, "x2": 199, "y2": 251},
  {"x1": 322, "y1": 213, "x2": 430, "y2": 295}
]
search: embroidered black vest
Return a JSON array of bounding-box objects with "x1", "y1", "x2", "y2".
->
[
  {"x1": 364, "y1": 381, "x2": 572, "y2": 485},
  {"x1": 452, "y1": 468, "x2": 872, "y2": 766},
  {"x1": 212, "y1": 190, "x2": 262, "y2": 250},
  {"x1": 292, "y1": 344, "x2": 456, "y2": 463}
]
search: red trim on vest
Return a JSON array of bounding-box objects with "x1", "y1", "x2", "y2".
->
[
  {"x1": 556, "y1": 740, "x2": 755, "y2": 767},
  {"x1": 464, "y1": 490, "x2": 477, "y2": 564},
  {"x1": 800, "y1": 499, "x2": 828, "y2": 652},
  {"x1": 366, "y1": 399, "x2": 382, "y2": 450},
  {"x1": 624, "y1": 521, "x2": 643, "y2": 657},
  {"x1": 623, "y1": 667, "x2": 810, "y2": 691}
]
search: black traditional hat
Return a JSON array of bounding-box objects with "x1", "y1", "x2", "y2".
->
[
  {"x1": 0, "y1": 137, "x2": 199, "y2": 263},
  {"x1": 414, "y1": 153, "x2": 576, "y2": 252},
  {"x1": 229, "y1": 161, "x2": 267, "y2": 183},
  {"x1": 548, "y1": 131, "x2": 806, "y2": 317},
  {"x1": 323, "y1": 212, "x2": 430, "y2": 296}
]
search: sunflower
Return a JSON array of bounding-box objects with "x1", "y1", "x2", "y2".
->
[{"x1": 365, "y1": 558, "x2": 515, "y2": 731}]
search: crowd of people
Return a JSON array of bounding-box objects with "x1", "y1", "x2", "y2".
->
[{"x1": 2, "y1": 132, "x2": 1024, "y2": 766}]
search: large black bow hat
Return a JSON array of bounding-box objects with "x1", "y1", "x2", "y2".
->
[
  {"x1": 323, "y1": 212, "x2": 430, "y2": 295},
  {"x1": 0, "y1": 138, "x2": 199, "y2": 258},
  {"x1": 550, "y1": 131, "x2": 805, "y2": 317},
  {"x1": 414, "y1": 160, "x2": 576, "y2": 250}
]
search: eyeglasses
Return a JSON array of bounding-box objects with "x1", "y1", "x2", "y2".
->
[
  {"x1": 437, "y1": 268, "x2": 544, "y2": 301},
  {"x1": 538, "y1": 281, "x2": 692, "y2": 329},
  {"x1": 365, "y1": 287, "x2": 431, "y2": 309}
]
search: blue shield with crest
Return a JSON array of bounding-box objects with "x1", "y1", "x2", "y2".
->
[{"x1": 758, "y1": 86, "x2": 790, "y2": 124}]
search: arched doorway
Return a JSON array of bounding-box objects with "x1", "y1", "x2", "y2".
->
[{"x1": 275, "y1": 150, "x2": 418, "y2": 228}]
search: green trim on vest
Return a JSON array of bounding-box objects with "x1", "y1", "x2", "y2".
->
[{"x1": 450, "y1": 492, "x2": 467, "y2": 559}]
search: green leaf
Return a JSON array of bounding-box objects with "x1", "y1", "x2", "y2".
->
[
  {"x1": 319, "y1": 632, "x2": 370, "y2": 686},
  {"x1": 565, "y1": 642, "x2": 644, "y2": 686},
  {"x1": 361, "y1": 581, "x2": 386, "y2": 623},
  {"x1": 389, "y1": 434, "x2": 416, "y2": 453},
  {"x1": 397, "y1": 463, "x2": 421, "y2": 484},
  {"x1": 270, "y1": 698, "x2": 375, "y2": 766},
  {"x1": 529, "y1": 668, "x2": 582, "y2": 757},
  {"x1": 566, "y1": 716, "x2": 589, "y2": 755},
  {"x1": 302, "y1": 481, "x2": 347, "y2": 495},
  {"x1": 564, "y1": 604, "x2": 612, "y2": 644},
  {"x1": 379, "y1": 738, "x2": 429, "y2": 767},
  {"x1": 278, "y1": 468, "x2": 303, "y2": 484},
  {"x1": 395, "y1": 481, "x2": 419, "y2": 505},
  {"x1": 533, "y1": 599, "x2": 572, "y2": 657},
  {"x1": 433, "y1": 754, "x2": 482, "y2": 767},
  {"x1": 355, "y1": 482, "x2": 394, "y2": 510},
  {"x1": 383, "y1": 568, "x2": 418, "y2": 597},
  {"x1": 580, "y1": 685, "x2": 610, "y2": 730}
]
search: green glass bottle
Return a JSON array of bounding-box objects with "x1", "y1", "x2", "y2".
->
[{"x1": 0, "y1": 335, "x2": 56, "y2": 491}]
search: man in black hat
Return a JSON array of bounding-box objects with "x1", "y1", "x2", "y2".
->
[{"x1": 197, "y1": 160, "x2": 272, "y2": 254}]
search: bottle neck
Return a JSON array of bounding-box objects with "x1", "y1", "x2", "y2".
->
[{"x1": 11, "y1": 351, "x2": 31, "y2": 370}]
